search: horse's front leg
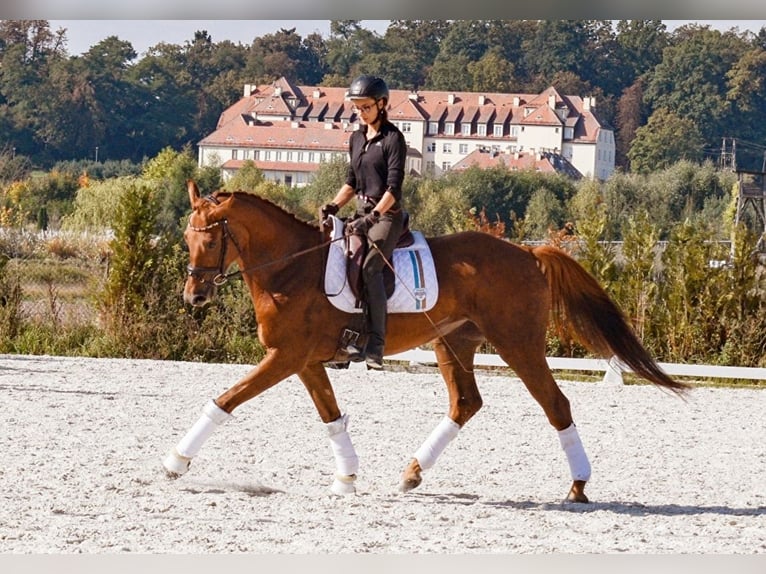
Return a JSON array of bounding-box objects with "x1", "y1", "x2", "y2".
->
[
  {"x1": 298, "y1": 362, "x2": 359, "y2": 496},
  {"x1": 163, "y1": 348, "x2": 296, "y2": 478}
]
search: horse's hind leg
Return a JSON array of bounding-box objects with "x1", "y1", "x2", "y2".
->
[
  {"x1": 497, "y1": 342, "x2": 591, "y2": 503},
  {"x1": 400, "y1": 323, "x2": 484, "y2": 492}
]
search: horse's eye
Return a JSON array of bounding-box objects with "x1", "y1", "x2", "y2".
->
[{"x1": 206, "y1": 241, "x2": 217, "y2": 249}]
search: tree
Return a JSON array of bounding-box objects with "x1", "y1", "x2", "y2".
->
[
  {"x1": 246, "y1": 27, "x2": 324, "y2": 84},
  {"x1": 426, "y1": 21, "x2": 491, "y2": 90},
  {"x1": 467, "y1": 49, "x2": 516, "y2": 93},
  {"x1": 627, "y1": 108, "x2": 704, "y2": 173},
  {"x1": 614, "y1": 20, "x2": 669, "y2": 87},
  {"x1": 524, "y1": 186, "x2": 565, "y2": 240},
  {"x1": 726, "y1": 47, "x2": 766, "y2": 170},
  {"x1": 643, "y1": 25, "x2": 749, "y2": 145},
  {"x1": 615, "y1": 79, "x2": 647, "y2": 170},
  {"x1": 0, "y1": 20, "x2": 68, "y2": 160}
]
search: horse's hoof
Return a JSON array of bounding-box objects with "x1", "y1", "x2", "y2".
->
[
  {"x1": 330, "y1": 474, "x2": 357, "y2": 495},
  {"x1": 162, "y1": 449, "x2": 191, "y2": 478},
  {"x1": 399, "y1": 459, "x2": 422, "y2": 492},
  {"x1": 564, "y1": 480, "x2": 589, "y2": 503}
]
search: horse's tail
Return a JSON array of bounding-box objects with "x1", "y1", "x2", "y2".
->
[{"x1": 529, "y1": 244, "x2": 690, "y2": 395}]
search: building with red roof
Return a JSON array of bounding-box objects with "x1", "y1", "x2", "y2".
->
[{"x1": 198, "y1": 77, "x2": 615, "y2": 187}]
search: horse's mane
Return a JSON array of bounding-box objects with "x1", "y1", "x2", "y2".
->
[{"x1": 211, "y1": 190, "x2": 320, "y2": 232}]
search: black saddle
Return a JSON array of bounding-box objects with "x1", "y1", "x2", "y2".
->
[{"x1": 345, "y1": 211, "x2": 413, "y2": 305}]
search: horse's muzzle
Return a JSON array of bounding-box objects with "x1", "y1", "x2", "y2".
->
[{"x1": 183, "y1": 278, "x2": 216, "y2": 307}]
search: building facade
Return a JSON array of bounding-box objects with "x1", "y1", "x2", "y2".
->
[{"x1": 198, "y1": 76, "x2": 615, "y2": 186}]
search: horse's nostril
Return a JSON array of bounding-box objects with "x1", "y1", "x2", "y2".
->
[{"x1": 191, "y1": 295, "x2": 208, "y2": 306}]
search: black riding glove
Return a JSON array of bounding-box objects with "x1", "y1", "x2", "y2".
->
[
  {"x1": 320, "y1": 202, "x2": 339, "y2": 219},
  {"x1": 350, "y1": 211, "x2": 380, "y2": 234}
]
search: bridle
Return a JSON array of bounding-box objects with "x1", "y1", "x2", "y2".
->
[{"x1": 185, "y1": 218, "x2": 241, "y2": 286}]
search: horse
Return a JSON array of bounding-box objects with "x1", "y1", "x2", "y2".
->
[{"x1": 163, "y1": 180, "x2": 690, "y2": 502}]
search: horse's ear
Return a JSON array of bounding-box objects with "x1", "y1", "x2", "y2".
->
[{"x1": 187, "y1": 180, "x2": 201, "y2": 208}]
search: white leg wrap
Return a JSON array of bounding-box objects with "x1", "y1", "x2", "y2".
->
[
  {"x1": 558, "y1": 423, "x2": 592, "y2": 481},
  {"x1": 326, "y1": 414, "x2": 359, "y2": 477},
  {"x1": 414, "y1": 416, "x2": 461, "y2": 471},
  {"x1": 176, "y1": 400, "x2": 233, "y2": 458}
]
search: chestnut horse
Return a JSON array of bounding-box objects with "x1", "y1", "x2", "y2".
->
[{"x1": 163, "y1": 180, "x2": 689, "y2": 502}]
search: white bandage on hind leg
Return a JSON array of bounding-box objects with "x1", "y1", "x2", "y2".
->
[
  {"x1": 557, "y1": 423, "x2": 592, "y2": 481},
  {"x1": 176, "y1": 400, "x2": 233, "y2": 458},
  {"x1": 326, "y1": 414, "x2": 359, "y2": 476},
  {"x1": 414, "y1": 416, "x2": 461, "y2": 471}
]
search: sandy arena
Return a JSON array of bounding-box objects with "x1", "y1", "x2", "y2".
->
[{"x1": 0, "y1": 353, "x2": 764, "y2": 554}]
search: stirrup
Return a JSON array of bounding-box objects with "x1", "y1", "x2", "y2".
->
[
  {"x1": 344, "y1": 343, "x2": 365, "y2": 362},
  {"x1": 365, "y1": 354, "x2": 384, "y2": 370}
]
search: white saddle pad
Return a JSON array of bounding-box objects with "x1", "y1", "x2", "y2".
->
[{"x1": 324, "y1": 215, "x2": 439, "y2": 314}]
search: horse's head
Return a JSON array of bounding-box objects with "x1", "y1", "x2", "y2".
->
[{"x1": 183, "y1": 180, "x2": 239, "y2": 307}]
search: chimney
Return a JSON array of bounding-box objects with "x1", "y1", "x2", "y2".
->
[
  {"x1": 513, "y1": 96, "x2": 520, "y2": 107},
  {"x1": 478, "y1": 94, "x2": 486, "y2": 106},
  {"x1": 448, "y1": 93, "x2": 456, "y2": 105},
  {"x1": 583, "y1": 96, "x2": 594, "y2": 111},
  {"x1": 274, "y1": 86, "x2": 282, "y2": 96},
  {"x1": 548, "y1": 93, "x2": 556, "y2": 109},
  {"x1": 313, "y1": 89, "x2": 322, "y2": 98},
  {"x1": 408, "y1": 92, "x2": 419, "y2": 101},
  {"x1": 244, "y1": 84, "x2": 255, "y2": 97}
]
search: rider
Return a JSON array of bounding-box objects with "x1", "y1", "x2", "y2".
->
[{"x1": 321, "y1": 75, "x2": 407, "y2": 370}]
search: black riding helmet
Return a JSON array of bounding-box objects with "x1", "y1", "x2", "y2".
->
[{"x1": 348, "y1": 75, "x2": 389, "y2": 103}]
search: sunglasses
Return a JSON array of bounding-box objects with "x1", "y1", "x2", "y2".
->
[{"x1": 352, "y1": 103, "x2": 377, "y2": 114}]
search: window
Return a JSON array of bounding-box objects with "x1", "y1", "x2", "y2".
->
[
  {"x1": 427, "y1": 142, "x2": 436, "y2": 153},
  {"x1": 493, "y1": 125, "x2": 503, "y2": 137},
  {"x1": 442, "y1": 143, "x2": 452, "y2": 154},
  {"x1": 400, "y1": 122, "x2": 412, "y2": 133},
  {"x1": 445, "y1": 123, "x2": 455, "y2": 135},
  {"x1": 459, "y1": 144, "x2": 468, "y2": 154},
  {"x1": 308, "y1": 152, "x2": 316, "y2": 163},
  {"x1": 275, "y1": 151, "x2": 282, "y2": 161},
  {"x1": 264, "y1": 150, "x2": 271, "y2": 160},
  {"x1": 425, "y1": 160, "x2": 436, "y2": 173},
  {"x1": 462, "y1": 123, "x2": 471, "y2": 136},
  {"x1": 243, "y1": 150, "x2": 250, "y2": 159},
  {"x1": 428, "y1": 121, "x2": 438, "y2": 135},
  {"x1": 253, "y1": 150, "x2": 260, "y2": 160},
  {"x1": 232, "y1": 149, "x2": 238, "y2": 160},
  {"x1": 286, "y1": 151, "x2": 293, "y2": 161},
  {"x1": 477, "y1": 125, "x2": 486, "y2": 136},
  {"x1": 297, "y1": 152, "x2": 304, "y2": 162},
  {"x1": 284, "y1": 175, "x2": 293, "y2": 187},
  {"x1": 442, "y1": 161, "x2": 451, "y2": 171},
  {"x1": 320, "y1": 152, "x2": 327, "y2": 162}
]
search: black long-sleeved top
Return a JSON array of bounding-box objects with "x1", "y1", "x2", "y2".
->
[{"x1": 345, "y1": 121, "x2": 407, "y2": 208}]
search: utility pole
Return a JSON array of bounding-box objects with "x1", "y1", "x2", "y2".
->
[{"x1": 720, "y1": 137, "x2": 736, "y2": 172}]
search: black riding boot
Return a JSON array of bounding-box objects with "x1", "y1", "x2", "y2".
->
[{"x1": 363, "y1": 272, "x2": 387, "y2": 370}]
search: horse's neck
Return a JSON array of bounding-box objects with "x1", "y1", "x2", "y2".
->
[{"x1": 231, "y1": 196, "x2": 320, "y2": 287}]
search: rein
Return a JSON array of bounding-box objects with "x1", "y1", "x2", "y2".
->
[{"x1": 186, "y1": 217, "x2": 342, "y2": 286}]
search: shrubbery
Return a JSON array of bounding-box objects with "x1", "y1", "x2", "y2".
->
[{"x1": 0, "y1": 157, "x2": 764, "y2": 374}]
